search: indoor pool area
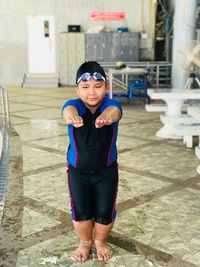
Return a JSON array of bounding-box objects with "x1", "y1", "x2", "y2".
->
[
  {"x1": 0, "y1": 86, "x2": 200, "y2": 267},
  {"x1": 2, "y1": 0, "x2": 200, "y2": 266}
]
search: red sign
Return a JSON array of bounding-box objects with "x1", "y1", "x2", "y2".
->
[{"x1": 91, "y1": 12, "x2": 125, "y2": 21}]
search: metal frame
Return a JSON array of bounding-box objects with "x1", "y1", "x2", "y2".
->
[{"x1": 102, "y1": 61, "x2": 172, "y2": 89}]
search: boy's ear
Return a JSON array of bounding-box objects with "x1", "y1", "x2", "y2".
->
[{"x1": 106, "y1": 81, "x2": 110, "y2": 91}]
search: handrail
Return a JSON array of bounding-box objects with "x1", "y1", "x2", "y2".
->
[
  {"x1": 103, "y1": 61, "x2": 172, "y2": 89},
  {"x1": 0, "y1": 85, "x2": 10, "y2": 126}
]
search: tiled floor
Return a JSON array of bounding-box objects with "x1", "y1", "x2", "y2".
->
[{"x1": 1, "y1": 86, "x2": 200, "y2": 267}]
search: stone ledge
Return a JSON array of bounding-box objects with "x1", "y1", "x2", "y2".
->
[{"x1": 0, "y1": 129, "x2": 2, "y2": 162}]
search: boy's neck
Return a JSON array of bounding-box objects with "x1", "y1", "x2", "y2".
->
[
  {"x1": 84, "y1": 101, "x2": 103, "y2": 114},
  {"x1": 85, "y1": 104, "x2": 99, "y2": 114}
]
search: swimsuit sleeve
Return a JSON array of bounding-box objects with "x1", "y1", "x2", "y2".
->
[
  {"x1": 100, "y1": 98, "x2": 122, "y2": 119},
  {"x1": 61, "y1": 98, "x2": 86, "y2": 116}
]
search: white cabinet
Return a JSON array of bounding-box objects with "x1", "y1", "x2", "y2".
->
[{"x1": 59, "y1": 33, "x2": 85, "y2": 86}]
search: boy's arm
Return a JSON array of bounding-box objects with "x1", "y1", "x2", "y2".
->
[
  {"x1": 95, "y1": 106, "x2": 121, "y2": 128},
  {"x1": 63, "y1": 106, "x2": 84, "y2": 128}
]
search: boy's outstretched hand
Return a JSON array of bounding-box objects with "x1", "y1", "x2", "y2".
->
[
  {"x1": 63, "y1": 106, "x2": 84, "y2": 128},
  {"x1": 95, "y1": 106, "x2": 121, "y2": 128},
  {"x1": 67, "y1": 115, "x2": 84, "y2": 128},
  {"x1": 95, "y1": 116, "x2": 113, "y2": 128}
]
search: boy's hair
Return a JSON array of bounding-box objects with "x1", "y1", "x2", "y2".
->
[{"x1": 76, "y1": 61, "x2": 106, "y2": 84}]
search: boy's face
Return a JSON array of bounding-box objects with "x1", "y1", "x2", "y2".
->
[{"x1": 76, "y1": 78, "x2": 108, "y2": 109}]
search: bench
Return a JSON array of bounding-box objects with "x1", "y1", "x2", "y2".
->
[
  {"x1": 194, "y1": 146, "x2": 200, "y2": 174},
  {"x1": 160, "y1": 114, "x2": 199, "y2": 124},
  {"x1": 173, "y1": 123, "x2": 200, "y2": 148},
  {"x1": 145, "y1": 103, "x2": 191, "y2": 113},
  {"x1": 145, "y1": 104, "x2": 167, "y2": 112}
]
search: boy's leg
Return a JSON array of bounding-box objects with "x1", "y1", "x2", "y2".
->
[
  {"x1": 73, "y1": 219, "x2": 94, "y2": 261},
  {"x1": 67, "y1": 167, "x2": 94, "y2": 261},
  {"x1": 94, "y1": 222, "x2": 114, "y2": 260},
  {"x1": 92, "y1": 164, "x2": 118, "y2": 260}
]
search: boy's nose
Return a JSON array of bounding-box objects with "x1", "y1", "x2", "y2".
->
[{"x1": 88, "y1": 87, "x2": 96, "y2": 94}]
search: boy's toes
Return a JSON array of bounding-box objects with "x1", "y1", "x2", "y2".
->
[
  {"x1": 94, "y1": 240, "x2": 113, "y2": 261},
  {"x1": 73, "y1": 240, "x2": 93, "y2": 262},
  {"x1": 73, "y1": 251, "x2": 87, "y2": 262},
  {"x1": 97, "y1": 253, "x2": 104, "y2": 261}
]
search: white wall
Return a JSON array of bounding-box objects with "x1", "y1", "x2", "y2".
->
[{"x1": 0, "y1": 0, "x2": 156, "y2": 85}]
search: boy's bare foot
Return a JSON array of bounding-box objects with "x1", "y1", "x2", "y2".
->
[
  {"x1": 94, "y1": 240, "x2": 113, "y2": 261},
  {"x1": 73, "y1": 240, "x2": 93, "y2": 262}
]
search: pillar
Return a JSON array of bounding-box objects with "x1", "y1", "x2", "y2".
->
[{"x1": 172, "y1": 0, "x2": 197, "y2": 90}]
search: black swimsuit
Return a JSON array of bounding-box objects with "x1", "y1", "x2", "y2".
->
[{"x1": 62, "y1": 97, "x2": 122, "y2": 225}]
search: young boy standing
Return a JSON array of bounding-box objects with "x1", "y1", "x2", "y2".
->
[{"x1": 62, "y1": 61, "x2": 122, "y2": 262}]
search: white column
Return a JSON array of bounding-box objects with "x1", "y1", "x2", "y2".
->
[{"x1": 172, "y1": 0, "x2": 197, "y2": 90}]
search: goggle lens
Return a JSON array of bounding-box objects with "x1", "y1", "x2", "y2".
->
[{"x1": 77, "y1": 72, "x2": 106, "y2": 84}]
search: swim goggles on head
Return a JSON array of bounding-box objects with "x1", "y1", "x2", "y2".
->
[{"x1": 77, "y1": 72, "x2": 106, "y2": 84}]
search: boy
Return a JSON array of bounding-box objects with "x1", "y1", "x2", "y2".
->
[{"x1": 62, "y1": 61, "x2": 122, "y2": 261}]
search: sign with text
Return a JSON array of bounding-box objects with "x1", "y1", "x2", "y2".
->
[{"x1": 91, "y1": 12, "x2": 125, "y2": 21}]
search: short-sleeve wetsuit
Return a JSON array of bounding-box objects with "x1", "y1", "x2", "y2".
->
[{"x1": 62, "y1": 97, "x2": 122, "y2": 225}]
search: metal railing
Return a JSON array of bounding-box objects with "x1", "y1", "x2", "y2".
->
[
  {"x1": 102, "y1": 61, "x2": 172, "y2": 89},
  {"x1": 0, "y1": 85, "x2": 10, "y2": 126}
]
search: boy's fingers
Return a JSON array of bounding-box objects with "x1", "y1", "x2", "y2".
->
[
  {"x1": 73, "y1": 122, "x2": 84, "y2": 128},
  {"x1": 96, "y1": 118, "x2": 104, "y2": 124},
  {"x1": 95, "y1": 119, "x2": 101, "y2": 128},
  {"x1": 95, "y1": 118, "x2": 112, "y2": 128},
  {"x1": 68, "y1": 115, "x2": 83, "y2": 125}
]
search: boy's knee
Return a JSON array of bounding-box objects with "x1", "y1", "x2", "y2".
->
[{"x1": 94, "y1": 210, "x2": 116, "y2": 225}]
